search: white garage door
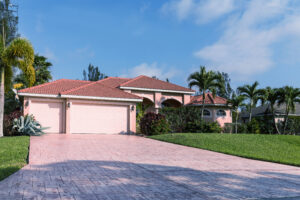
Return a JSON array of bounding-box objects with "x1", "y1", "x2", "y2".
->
[
  {"x1": 29, "y1": 101, "x2": 64, "y2": 133},
  {"x1": 70, "y1": 103, "x2": 128, "y2": 134}
]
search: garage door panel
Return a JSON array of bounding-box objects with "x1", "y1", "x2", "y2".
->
[
  {"x1": 30, "y1": 101, "x2": 63, "y2": 133},
  {"x1": 70, "y1": 103, "x2": 128, "y2": 134}
]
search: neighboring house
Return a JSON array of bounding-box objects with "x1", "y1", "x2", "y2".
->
[
  {"x1": 18, "y1": 75, "x2": 194, "y2": 134},
  {"x1": 187, "y1": 92, "x2": 232, "y2": 127},
  {"x1": 240, "y1": 103, "x2": 300, "y2": 123}
]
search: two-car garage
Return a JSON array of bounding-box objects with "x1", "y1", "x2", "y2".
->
[{"x1": 27, "y1": 99, "x2": 134, "y2": 134}]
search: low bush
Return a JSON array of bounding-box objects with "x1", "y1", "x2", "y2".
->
[
  {"x1": 3, "y1": 110, "x2": 22, "y2": 136},
  {"x1": 160, "y1": 107, "x2": 222, "y2": 133},
  {"x1": 12, "y1": 115, "x2": 47, "y2": 136},
  {"x1": 140, "y1": 112, "x2": 170, "y2": 136},
  {"x1": 185, "y1": 120, "x2": 222, "y2": 133}
]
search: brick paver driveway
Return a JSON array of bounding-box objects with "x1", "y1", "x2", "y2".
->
[{"x1": 0, "y1": 134, "x2": 300, "y2": 200}]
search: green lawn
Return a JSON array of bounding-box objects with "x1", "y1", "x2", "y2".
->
[
  {"x1": 0, "y1": 136, "x2": 30, "y2": 181},
  {"x1": 149, "y1": 133, "x2": 300, "y2": 166}
]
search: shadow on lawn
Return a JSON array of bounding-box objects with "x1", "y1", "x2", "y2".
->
[{"x1": 0, "y1": 160, "x2": 299, "y2": 199}]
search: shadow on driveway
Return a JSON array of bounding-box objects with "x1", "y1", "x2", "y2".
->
[{"x1": 0, "y1": 160, "x2": 299, "y2": 200}]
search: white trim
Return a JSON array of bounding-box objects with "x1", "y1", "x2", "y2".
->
[
  {"x1": 120, "y1": 86, "x2": 195, "y2": 94},
  {"x1": 18, "y1": 92, "x2": 142, "y2": 102},
  {"x1": 18, "y1": 93, "x2": 60, "y2": 98},
  {"x1": 60, "y1": 95, "x2": 142, "y2": 102}
]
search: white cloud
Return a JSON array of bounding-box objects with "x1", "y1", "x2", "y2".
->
[
  {"x1": 161, "y1": 0, "x2": 235, "y2": 24},
  {"x1": 194, "y1": 0, "x2": 300, "y2": 78},
  {"x1": 121, "y1": 62, "x2": 178, "y2": 80}
]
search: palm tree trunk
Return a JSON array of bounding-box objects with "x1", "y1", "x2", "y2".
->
[
  {"x1": 283, "y1": 110, "x2": 289, "y2": 135},
  {"x1": 282, "y1": 101, "x2": 290, "y2": 135},
  {"x1": 235, "y1": 110, "x2": 238, "y2": 134},
  {"x1": 249, "y1": 103, "x2": 252, "y2": 122},
  {"x1": 0, "y1": 67, "x2": 4, "y2": 137},
  {"x1": 271, "y1": 107, "x2": 280, "y2": 134},
  {"x1": 201, "y1": 92, "x2": 205, "y2": 120}
]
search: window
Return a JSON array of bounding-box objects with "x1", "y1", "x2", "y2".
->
[
  {"x1": 217, "y1": 109, "x2": 226, "y2": 117},
  {"x1": 203, "y1": 109, "x2": 211, "y2": 116}
]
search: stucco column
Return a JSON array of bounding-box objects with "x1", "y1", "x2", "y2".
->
[
  {"x1": 23, "y1": 97, "x2": 30, "y2": 116},
  {"x1": 65, "y1": 99, "x2": 71, "y2": 134},
  {"x1": 154, "y1": 92, "x2": 162, "y2": 113},
  {"x1": 183, "y1": 94, "x2": 191, "y2": 105},
  {"x1": 129, "y1": 104, "x2": 136, "y2": 133}
]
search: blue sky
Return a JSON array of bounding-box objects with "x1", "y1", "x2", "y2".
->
[{"x1": 18, "y1": 0, "x2": 300, "y2": 90}]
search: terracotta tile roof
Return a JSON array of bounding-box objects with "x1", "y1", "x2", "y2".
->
[
  {"x1": 60, "y1": 82, "x2": 142, "y2": 99},
  {"x1": 18, "y1": 79, "x2": 91, "y2": 95},
  {"x1": 189, "y1": 92, "x2": 227, "y2": 105},
  {"x1": 98, "y1": 77, "x2": 131, "y2": 88},
  {"x1": 120, "y1": 75, "x2": 194, "y2": 92}
]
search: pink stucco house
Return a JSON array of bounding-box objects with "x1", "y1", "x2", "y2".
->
[
  {"x1": 187, "y1": 92, "x2": 232, "y2": 127},
  {"x1": 18, "y1": 75, "x2": 194, "y2": 134}
]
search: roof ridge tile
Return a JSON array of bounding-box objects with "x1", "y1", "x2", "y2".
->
[
  {"x1": 119, "y1": 75, "x2": 145, "y2": 87},
  {"x1": 60, "y1": 81, "x2": 98, "y2": 95}
]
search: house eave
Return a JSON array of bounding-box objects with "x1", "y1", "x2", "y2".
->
[
  {"x1": 119, "y1": 86, "x2": 195, "y2": 95},
  {"x1": 18, "y1": 92, "x2": 143, "y2": 103}
]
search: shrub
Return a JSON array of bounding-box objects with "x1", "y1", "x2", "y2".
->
[
  {"x1": 140, "y1": 112, "x2": 170, "y2": 136},
  {"x1": 160, "y1": 107, "x2": 222, "y2": 133},
  {"x1": 160, "y1": 107, "x2": 202, "y2": 132},
  {"x1": 186, "y1": 120, "x2": 222, "y2": 133},
  {"x1": 3, "y1": 110, "x2": 22, "y2": 136},
  {"x1": 246, "y1": 119, "x2": 261, "y2": 134},
  {"x1": 12, "y1": 115, "x2": 48, "y2": 136}
]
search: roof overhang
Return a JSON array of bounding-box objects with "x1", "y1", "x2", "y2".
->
[
  {"x1": 119, "y1": 86, "x2": 195, "y2": 95},
  {"x1": 18, "y1": 92, "x2": 143, "y2": 103},
  {"x1": 187, "y1": 104, "x2": 228, "y2": 107}
]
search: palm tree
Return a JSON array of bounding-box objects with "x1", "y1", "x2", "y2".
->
[
  {"x1": 14, "y1": 54, "x2": 52, "y2": 87},
  {"x1": 227, "y1": 92, "x2": 245, "y2": 134},
  {"x1": 187, "y1": 66, "x2": 224, "y2": 119},
  {"x1": 0, "y1": 37, "x2": 35, "y2": 137},
  {"x1": 277, "y1": 86, "x2": 300, "y2": 135},
  {"x1": 237, "y1": 81, "x2": 264, "y2": 122},
  {"x1": 262, "y1": 87, "x2": 281, "y2": 134}
]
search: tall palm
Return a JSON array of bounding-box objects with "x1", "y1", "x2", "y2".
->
[
  {"x1": 187, "y1": 66, "x2": 224, "y2": 119},
  {"x1": 0, "y1": 38, "x2": 35, "y2": 137},
  {"x1": 237, "y1": 81, "x2": 264, "y2": 122},
  {"x1": 227, "y1": 92, "x2": 245, "y2": 134},
  {"x1": 263, "y1": 87, "x2": 281, "y2": 134},
  {"x1": 277, "y1": 86, "x2": 300, "y2": 135}
]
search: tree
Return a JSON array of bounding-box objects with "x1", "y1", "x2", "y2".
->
[
  {"x1": 237, "y1": 81, "x2": 264, "y2": 122},
  {"x1": 262, "y1": 87, "x2": 281, "y2": 134},
  {"x1": 83, "y1": 64, "x2": 106, "y2": 81},
  {"x1": 227, "y1": 92, "x2": 246, "y2": 134},
  {"x1": 216, "y1": 72, "x2": 232, "y2": 99},
  {"x1": 187, "y1": 66, "x2": 224, "y2": 119},
  {"x1": 0, "y1": 0, "x2": 19, "y2": 45},
  {"x1": 0, "y1": 38, "x2": 35, "y2": 137},
  {"x1": 14, "y1": 54, "x2": 52, "y2": 87},
  {"x1": 277, "y1": 86, "x2": 300, "y2": 135}
]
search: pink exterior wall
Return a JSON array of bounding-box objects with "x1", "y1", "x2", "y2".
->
[
  {"x1": 24, "y1": 97, "x2": 137, "y2": 134},
  {"x1": 131, "y1": 91, "x2": 154, "y2": 102},
  {"x1": 183, "y1": 95, "x2": 191, "y2": 105},
  {"x1": 200, "y1": 107, "x2": 232, "y2": 127},
  {"x1": 214, "y1": 109, "x2": 232, "y2": 127}
]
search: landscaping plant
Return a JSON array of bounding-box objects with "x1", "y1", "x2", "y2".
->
[
  {"x1": 12, "y1": 115, "x2": 47, "y2": 136},
  {"x1": 3, "y1": 110, "x2": 21, "y2": 136},
  {"x1": 140, "y1": 112, "x2": 170, "y2": 136}
]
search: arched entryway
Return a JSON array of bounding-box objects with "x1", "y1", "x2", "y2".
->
[{"x1": 161, "y1": 99, "x2": 182, "y2": 108}]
